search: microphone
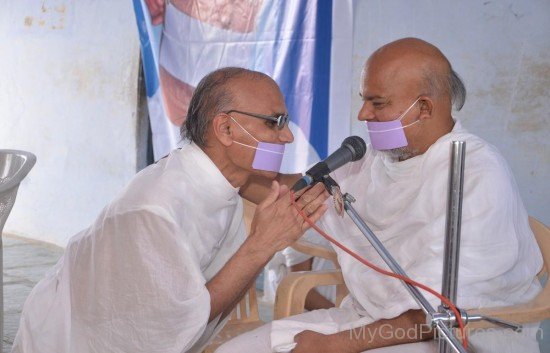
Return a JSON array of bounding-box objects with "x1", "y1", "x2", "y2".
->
[{"x1": 292, "y1": 136, "x2": 367, "y2": 192}]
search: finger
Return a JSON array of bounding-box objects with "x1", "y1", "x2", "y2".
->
[
  {"x1": 291, "y1": 179, "x2": 327, "y2": 200},
  {"x1": 302, "y1": 199, "x2": 320, "y2": 216},
  {"x1": 257, "y1": 180, "x2": 280, "y2": 211},
  {"x1": 304, "y1": 190, "x2": 330, "y2": 214},
  {"x1": 278, "y1": 184, "x2": 289, "y2": 199},
  {"x1": 291, "y1": 184, "x2": 312, "y2": 200},
  {"x1": 301, "y1": 204, "x2": 328, "y2": 231},
  {"x1": 296, "y1": 183, "x2": 326, "y2": 208}
]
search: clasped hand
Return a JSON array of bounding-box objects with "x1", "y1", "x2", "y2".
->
[{"x1": 249, "y1": 181, "x2": 329, "y2": 254}]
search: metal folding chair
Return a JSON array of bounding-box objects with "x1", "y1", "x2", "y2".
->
[{"x1": 0, "y1": 150, "x2": 36, "y2": 350}]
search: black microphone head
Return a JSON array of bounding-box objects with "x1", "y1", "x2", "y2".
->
[
  {"x1": 342, "y1": 136, "x2": 367, "y2": 161},
  {"x1": 310, "y1": 136, "x2": 367, "y2": 179}
]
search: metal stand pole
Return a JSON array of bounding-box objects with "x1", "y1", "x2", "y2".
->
[
  {"x1": 343, "y1": 198, "x2": 468, "y2": 353},
  {"x1": 439, "y1": 141, "x2": 467, "y2": 353}
]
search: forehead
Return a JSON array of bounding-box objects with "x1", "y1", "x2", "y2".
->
[
  {"x1": 361, "y1": 58, "x2": 417, "y2": 100},
  {"x1": 231, "y1": 76, "x2": 286, "y2": 113},
  {"x1": 361, "y1": 59, "x2": 392, "y2": 96}
]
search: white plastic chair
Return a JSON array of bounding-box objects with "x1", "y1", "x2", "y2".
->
[
  {"x1": 275, "y1": 217, "x2": 550, "y2": 327},
  {"x1": 0, "y1": 150, "x2": 36, "y2": 350}
]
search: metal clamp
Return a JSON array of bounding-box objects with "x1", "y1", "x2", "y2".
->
[
  {"x1": 431, "y1": 308, "x2": 469, "y2": 327},
  {"x1": 430, "y1": 308, "x2": 522, "y2": 332},
  {"x1": 466, "y1": 314, "x2": 522, "y2": 332}
]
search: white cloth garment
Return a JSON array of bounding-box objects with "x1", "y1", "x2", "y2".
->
[
  {"x1": 12, "y1": 143, "x2": 246, "y2": 353},
  {"x1": 216, "y1": 120, "x2": 544, "y2": 353}
]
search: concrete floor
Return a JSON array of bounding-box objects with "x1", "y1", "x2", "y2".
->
[
  {"x1": 2, "y1": 234, "x2": 549, "y2": 353},
  {"x1": 2, "y1": 234, "x2": 64, "y2": 352}
]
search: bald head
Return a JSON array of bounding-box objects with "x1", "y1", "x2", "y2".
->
[
  {"x1": 358, "y1": 38, "x2": 467, "y2": 158},
  {"x1": 372, "y1": 38, "x2": 447, "y2": 61},
  {"x1": 364, "y1": 37, "x2": 465, "y2": 110}
]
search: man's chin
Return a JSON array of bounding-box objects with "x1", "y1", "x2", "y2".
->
[
  {"x1": 382, "y1": 147, "x2": 417, "y2": 161},
  {"x1": 255, "y1": 169, "x2": 279, "y2": 179}
]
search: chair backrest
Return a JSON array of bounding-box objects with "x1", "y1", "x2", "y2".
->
[
  {"x1": 292, "y1": 240, "x2": 340, "y2": 269},
  {"x1": 226, "y1": 199, "x2": 260, "y2": 324},
  {"x1": 531, "y1": 217, "x2": 549, "y2": 279},
  {"x1": 228, "y1": 284, "x2": 260, "y2": 324},
  {"x1": 469, "y1": 216, "x2": 550, "y2": 328},
  {"x1": 0, "y1": 150, "x2": 36, "y2": 234}
]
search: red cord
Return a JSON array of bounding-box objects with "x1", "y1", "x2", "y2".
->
[{"x1": 290, "y1": 191, "x2": 468, "y2": 348}]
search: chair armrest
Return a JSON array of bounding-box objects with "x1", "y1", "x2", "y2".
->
[
  {"x1": 274, "y1": 269, "x2": 345, "y2": 320},
  {"x1": 467, "y1": 296, "x2": 550, "y2": 330},
  {"x1": 291, "y1": 240, "x2": 339, "y2": 268},
  {"x1": 466, "y1": 278, "x2": 550, "y2": 329},
  {"x1": 467, "y1": 218, "x2": 550, "y2": 329}
]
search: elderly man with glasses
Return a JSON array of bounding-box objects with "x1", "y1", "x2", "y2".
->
[{"x1": 11, "y1": 67, "x2": 329, "y2": 353}]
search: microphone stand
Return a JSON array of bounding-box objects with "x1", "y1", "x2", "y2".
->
[
  {"x1": 439, "y1": 141, "x2": 467, "y2": 353},
  {"x1": 341, "y1": 194, "x2": 468, "y2": 353},
  {"x1": 322, "y1": 142, "x2": 477, "y2": 353}
]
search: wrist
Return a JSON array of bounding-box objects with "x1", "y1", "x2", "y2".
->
[
  {"x1": 331, "y1": 330, "x2": 362, "y2": 353},
  {"x1": 240, "y1": 235, "x2": 273, "y2": 265}
]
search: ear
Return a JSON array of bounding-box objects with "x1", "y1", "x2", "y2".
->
[
  {"x1": 418, "y1": 96, "x2": 434, "y2": 121},
  {"x1": 211, "y1": 113, "x2": 234, "y2": 147}
]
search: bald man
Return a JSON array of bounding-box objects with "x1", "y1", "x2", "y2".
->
[{"x1": 218, "y1": 38, "x2": 543, "y2": 353}]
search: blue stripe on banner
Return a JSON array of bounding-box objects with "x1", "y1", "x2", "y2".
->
[
  {"x1": 132, "y1": 0, "x2": 159, "y2": 97},
  {"x1": 278, "y1": 0, "x2": 332, "y2": 159},
  {"x1": 310, "y1": 0, "x2": 332, "y2": 159},
  {"x1": 273, "y1": 1, "x2": 307, "y2": 134}
]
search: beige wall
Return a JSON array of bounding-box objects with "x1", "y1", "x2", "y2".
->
[
  {"x1": 0, "y1": 0, "x2": 141, "y2": 246},
  {"x1": 351, "y1": 0, "x2": 550, "y2": 224}
]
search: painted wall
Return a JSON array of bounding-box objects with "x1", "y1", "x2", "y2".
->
[
  {"x1": 1, "y1": 0, "x2": 548, "y2": 247},
  {"x1": 0, "y1": 0, "x2": 140, "y2": 247},
  {"x1": 350, "y1": 0, "x2": 550, "y2": 225}
]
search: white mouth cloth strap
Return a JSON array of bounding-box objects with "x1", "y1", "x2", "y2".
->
[
  {"x1": 365, "y1": 97, "x2": 421, "y2": 133},
  {"x1": 232, "y1": 141, "x2": 284, "y2": 155},
  {"x1": 230, "y1": 116, "x2": 259, "y2": 142},
  {"x1": 230, "y1": 116, "x2": 284, "y2": 154}
]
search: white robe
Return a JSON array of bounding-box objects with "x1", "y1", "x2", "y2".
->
[
  {"x1": 272, "y1": 120, "x2": 543, "y2": 352},
  {"x1": 12, "y1": 143, "x2": 246, "y2": 353},
  {"x1": 216, "y1": 121, "x2": 543, "y2": 353}
]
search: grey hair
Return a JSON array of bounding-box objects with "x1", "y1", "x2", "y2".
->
[
  {"x1": 423, "y1": 67, "x2": 467, "y2": 111},
  {"x1": 449, "y1": 69, "x2": 466, "y2": 111},
  {"x1": 182, "y1": 67, "x2": 265, "y2": 147}
]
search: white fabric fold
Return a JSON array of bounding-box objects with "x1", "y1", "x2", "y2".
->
[
  {"x1": 13, "y1": 143, "x2": 246, "y2": 353},
  {"x1": 270, "y1": 120, "x2": 543, "y2": 352},
  {"x1": 271, "y1": 321, "x2": 338, "y2": 353}
]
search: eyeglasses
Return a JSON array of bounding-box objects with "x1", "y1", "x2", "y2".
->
[{"x1": 225, "y1": 110, "x2": 290, "y2": 130}]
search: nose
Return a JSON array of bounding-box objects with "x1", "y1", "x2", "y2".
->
[
  {"x1": 357, "y1": 101, "x2": 376, "y2": 122},
  {"x1": 278, "y1": 124, "x2": 294, "y2": 143}
]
